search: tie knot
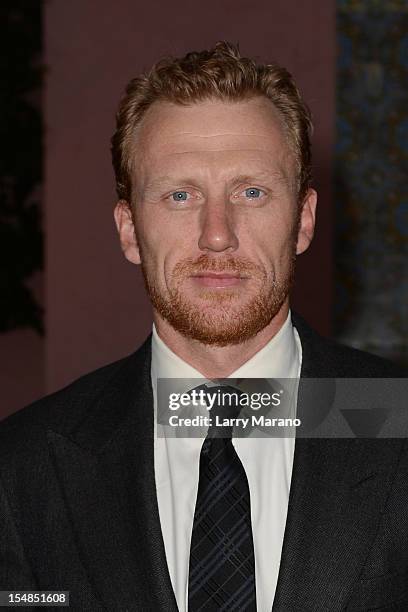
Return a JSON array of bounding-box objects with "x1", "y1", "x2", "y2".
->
[{"x1": 192, "y1": 384, "x2": 243, "y2": 438}]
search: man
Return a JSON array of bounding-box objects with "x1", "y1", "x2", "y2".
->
[{"x1": 0, "y1": 42, "x2": 407, "y2": 611}]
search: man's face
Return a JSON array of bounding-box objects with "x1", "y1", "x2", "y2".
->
[{"x1": 115, "y1": 97, "x2": 316, "y2": 346}]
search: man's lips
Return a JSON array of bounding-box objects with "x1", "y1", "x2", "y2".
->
[{"x1": 190, "y1": 272, "x2": 249, "y2": 288}]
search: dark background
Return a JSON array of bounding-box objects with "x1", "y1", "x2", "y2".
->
[{"x1": 1, "y1": 0, "x2": 407, "y2": 420}]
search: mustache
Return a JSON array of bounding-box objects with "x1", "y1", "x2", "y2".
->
[{"x1": 172, "y1": 254, "x2": 266, "y2": 279}]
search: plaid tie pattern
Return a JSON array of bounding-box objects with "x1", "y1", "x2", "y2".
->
[{"x1": 188, "y1": 385, "x2": 257, "y2": 611}]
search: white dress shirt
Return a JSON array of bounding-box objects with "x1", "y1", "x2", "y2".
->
[{"x1": 151, "y1": 311, "x2": 302, "y2": 611}]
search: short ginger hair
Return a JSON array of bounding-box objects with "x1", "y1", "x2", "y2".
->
[{"x1": 111, "y1": 41, "x2": 313, "y2": 203}]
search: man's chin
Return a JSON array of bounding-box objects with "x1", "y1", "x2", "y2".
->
[
  {"x1": 176, "y1": 322, "x2": 258, "y2": 347},
  {"x1": 147, "y1": 280, "x2": 291, "y2": 346},
  {"x1": 184, "y1": 293, "x2": 244, "y2": 312},
  {"x1": 160, "y1": 304, "x2": 279, "y2": 346}
]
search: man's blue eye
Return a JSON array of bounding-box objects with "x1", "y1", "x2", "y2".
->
[
  {"x1": 172, "y1": 191, "x2": 188, "y2": 201},
  {"x1": 245, "y1": 188, "x2": 262, "y2": 198}
]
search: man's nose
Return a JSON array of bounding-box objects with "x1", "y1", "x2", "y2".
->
[{"x1": 198, "y1": 200, "x2": 239, "y2": 253}]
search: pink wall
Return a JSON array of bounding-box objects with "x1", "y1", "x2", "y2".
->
[
  {"x1": 45, "y1": 0, "x2": 335, "y2": 393},
  {"x1": 0, "y1": 329, "x2": 44, "y2": 420}
]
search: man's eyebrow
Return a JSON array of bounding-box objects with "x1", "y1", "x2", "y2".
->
[
  {"x1": 230, "y1": 171, "x2": 289, "y2": 185},
  {"x1": 143, "y1": 176, "x2": 194, "y2": 191},
  {"x1": 143, "y1": 170, "x2": 289, "y2": 192}
]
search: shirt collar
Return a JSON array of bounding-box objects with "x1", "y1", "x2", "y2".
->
[{"x1": 151, "y1": 309, "x2": 300, "y2": 394}]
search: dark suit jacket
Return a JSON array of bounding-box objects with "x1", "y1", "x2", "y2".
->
[{"x1": 1, "y1": 313, "x2": 407, "y2": 611}]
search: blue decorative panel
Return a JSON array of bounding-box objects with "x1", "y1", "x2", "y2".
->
[{"x1": 335, "y1": 0, "x2": 408, "y2": 364}]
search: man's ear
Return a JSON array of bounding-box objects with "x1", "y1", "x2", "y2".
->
[
  {"x1": 296, "y1": 188, "x2": 317, "y2": 255},
  {"x1": 113, "y1": 200, "x2": 141, "y2": 264}
]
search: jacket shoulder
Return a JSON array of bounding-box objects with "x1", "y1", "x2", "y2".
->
[
  {"x1": 292, "y1": 312, "x2": 407, "y2": 377},
  {"x1": 0, "y1": 337, "x2": 152, "y2": 457},
  {"x1": 319, "y1": 337, "x2": 406, "y2": 376}
]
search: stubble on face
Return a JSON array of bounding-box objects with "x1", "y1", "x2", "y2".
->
[{"x1": 138, "y1": 220, "x2": 299, "y2": 347}]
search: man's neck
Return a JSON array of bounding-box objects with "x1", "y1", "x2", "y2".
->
[{"x1": 153, "y1": 303, "x2": 290, "y2": 378}]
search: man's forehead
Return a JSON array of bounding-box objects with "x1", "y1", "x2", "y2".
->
[
  {"x1": 132, "y1": 99, "x2": 292, "y2": 182},
  {"x1": 142, "y1": 149, "x2": 287, "y2": 178},
  {"x1": 134, "y1": 98, "x2": 289, "y2": 152},
  {"x1": 144, "y1": 135, "x2": 285, "y2": 157}
]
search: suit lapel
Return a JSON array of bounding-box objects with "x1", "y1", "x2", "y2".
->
[
  {"x1": 47, "y1": 337, "x2": 178, "y2": 611},
  {"x1": 273, "y1": 437, "x2": 403, "y2": 611},
  {"x1": 273, "y1": 314, "x2": 405, "y2": 611}
]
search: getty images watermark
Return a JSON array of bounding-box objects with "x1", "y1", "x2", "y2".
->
[
  {"x1": 167, "y1": 385, "x2": 301, "y2": 431},
  {"x1": 156, "y1": 378, "x2": 408, "y2": 438},
  {"x1": 157, "y1": 378, "x2": 301, "y2": 438}
]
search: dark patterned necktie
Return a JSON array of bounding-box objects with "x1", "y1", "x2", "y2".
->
[{"x1": 188, "y1": 385, "x2": 257, "y2": 611}]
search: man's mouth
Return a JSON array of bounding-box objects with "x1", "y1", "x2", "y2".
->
[{"x1": 190, "y1": 271, "x2": 249, "y2": 288}]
